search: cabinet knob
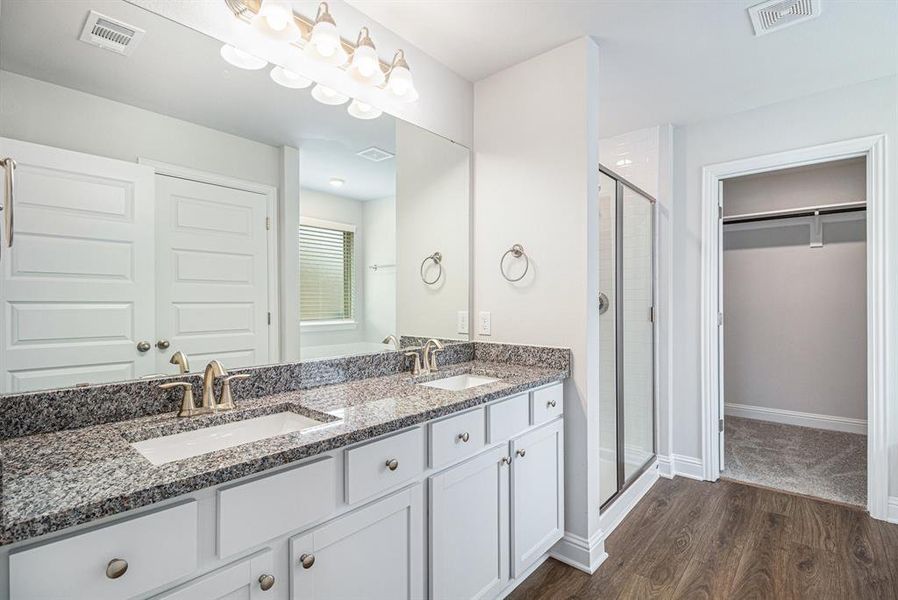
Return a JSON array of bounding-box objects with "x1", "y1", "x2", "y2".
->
[
  {"x1": 385, "y1": 458, "x2": 399, "y2": 471},
  {"x1": 258, "y1": 573, "x2": 275, "y2": 591},
  {"x1": 500, "y1": 456, "x2": 512, "y2": 466},
  {"x1": 547, "y1": 399, "x2": 557, "y2": 408},
  {"x1": 516, "y1": 449, "x2": 526, "y2": 458},
  {"x1": 299, "y1": 553, "x2": 316, "y2": 569},
  {"x1": 156, "y1": 339, "x2": 171, "y2": 350},
  {"x1": 105, "y1": 558, "x2": 128, "y2": 579},
  {"x1": 136, "y1": 341, "x2": 151, "y2": 353},
  {"x1": 457, "y1": 432, "x2": 470, "y2": 443}
]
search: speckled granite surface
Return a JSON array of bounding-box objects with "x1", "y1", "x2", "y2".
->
[{"x1": 0, "y1": 357, "x2": 567, "y2": 546}]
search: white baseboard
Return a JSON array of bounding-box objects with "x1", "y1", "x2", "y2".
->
[
  {"x1": 657, "y1": 455, "x2": 673, "y2": 478},
  {"x1": 549, "y1": 530, "x2": 607, "y2": 574},
  {"x1": 657, "y1": 454, "x2": 705, "y2": 480},
  {"x1": 888, "y1": 497, "x2": 898, "y2": 524},
  {"x1": 725, "y1": 403, "x2": 867, "y2": 435}
]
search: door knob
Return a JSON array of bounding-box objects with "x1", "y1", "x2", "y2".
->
[
  {"x1": 458, "y1": 432, "x2": 470, "y2": 443},
  {"x1": 105, "y1": 558, "x2": 128, "y2": 579},
  {"x1": 385, "y1": 458, "x2": 399, "y2": 471},
  {"x1": 299, "y1": 553, "x2": 315, "y2": 569},
  {"x1": 156, "y1": 339, "x2": 170, "y2": 350},
  {"x1": 136, "y1": 341, "x2": 151, "y2": 352},
  {"x1": 547, "y1": 399, "x2": 557, "y2": 408},
  {"x1": 258, "y1": 573, "x2": 275, "y2": 591},
  {"x1": 516, "y1": 449, "x2": 526, "y2": 458}
]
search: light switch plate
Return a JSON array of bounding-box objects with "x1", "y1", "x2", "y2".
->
[
  {"x1": 457, "y1": 311, "x2": 469, "y2": 335},
  {"x1": 478, "y1": 311, "x2": 491, "y2": 336}
]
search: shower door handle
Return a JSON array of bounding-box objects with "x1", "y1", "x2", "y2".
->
[
  {"x1": 0, "y1": 157, "x2": 15, "y2": 258},
  {"x1": 598, "y1": 292, "x2": 609, "y2": 315}
]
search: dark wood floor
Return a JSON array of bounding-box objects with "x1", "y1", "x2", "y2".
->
[{"x1": 509, "y1": 477, "x2": 898, "y2": 599}]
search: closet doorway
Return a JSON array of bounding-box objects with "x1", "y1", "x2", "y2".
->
[
  {"x1": 598, "y1": 165, "x2": 656, "y2": 510},
  {"x1": 720, "y1": 158, "x2": 867, "y2": 506},
  {"x1": 700, "y1": 134, "x2": 890, "y2": 519}
]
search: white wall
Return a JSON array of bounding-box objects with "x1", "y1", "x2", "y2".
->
[
  {"x1": 363, "y1": 196, "x2": 397, "y2": 342},
  {"x1": 474, "y1": 37, "x2": 602, "y2": 565},
  {"x1": 396, "y1": 121, "x2": 469, "y2": 340},
  {"x1": 671, "y1": 75, "x2": 897, "y2": 493},
  {"x1": 0, "y1": 71, "x2": 280, "y2": 186}
]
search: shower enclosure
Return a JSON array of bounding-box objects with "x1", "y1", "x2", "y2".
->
[{"x1": 598, "y1": 165, "x2": 656, "y2": 509}]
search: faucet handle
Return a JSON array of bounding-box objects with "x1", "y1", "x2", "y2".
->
[
  {"x1": 404, "y1": 351, "x2": 425, "y2": 376},
  {"x1": 159, "y1": 381, "x2": 202, "y2": 418},
  {"x1": 218, "y1": 373, "x2": 249, "y2": 411}
]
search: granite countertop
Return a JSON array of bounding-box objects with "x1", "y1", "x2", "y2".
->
[{"x1": 0, "y1": 360, "x2": 566, "y2": 546}]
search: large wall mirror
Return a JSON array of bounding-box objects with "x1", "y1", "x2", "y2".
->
[{"x1": 0, "y1": 0, "x2": 470, "y2": 394}]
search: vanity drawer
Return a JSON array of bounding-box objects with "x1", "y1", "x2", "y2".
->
[
  {"x1": 345, "y1": 428, "x2": 423, "y2": 504},
  {"x1": 218, "y1": 457, "x2": 336, "y2": 558},
  {"x1": 531, "y1": 383, "x2": 564, "y2": 425},
  {"x1": 487, "y1": 394, "x2": 530, "y2": 442},
  {"x1": 9, "y1": 501, "x2": 198, "y2": 600},
  {"x1": 429, "y1": 407, "x2": 486, "y2": 469}
]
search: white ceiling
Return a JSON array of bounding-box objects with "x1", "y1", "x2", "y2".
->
[
  {"x1": 347, "y1": 0, "x2": 898, "y2": 137},
  {"x1": 0, "y1": 0, "x2": 396, "y2": 200}
]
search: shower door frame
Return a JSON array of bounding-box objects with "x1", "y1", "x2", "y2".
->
[{"x1": 599, "y1": 164, "x2": 658, "y2": 512}]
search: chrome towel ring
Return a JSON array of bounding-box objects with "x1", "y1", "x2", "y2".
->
[
  {"x1": 420, "y1": 251, "x2": 443, "y2": 285},
  {"x1": 500, "y1": 244, "x2": 529, "y2": 282}
]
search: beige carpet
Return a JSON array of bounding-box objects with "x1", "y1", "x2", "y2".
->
[{"x1": 722, "y1": 416, "x2": 866, "y2": 507}]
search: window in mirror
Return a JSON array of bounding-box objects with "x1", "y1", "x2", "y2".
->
[{"x1": 299, "y1": 220, "x2": 356, "y2": 323}]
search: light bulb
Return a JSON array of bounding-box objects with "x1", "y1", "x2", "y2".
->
[
  {"x1": 347, "y1": 99, "x2": 383, "y2": 120},
  {"x1": 252, "y1": 0, "x2": 300, "y2": 42},
  {"x1": 304, "y1": 3, "x2": 347, "y2": 66},
  {"x1": 311, "y1": 84, "x2": 349, "y2": 106},
  {"x1": 311, "y1": 21, "x2": 339, "y2": 57},
  {"x1": 220, "y1": 44, "x2": 268, "y2": 70},
  {"x1": 270, "y1": 66, "x2": 312, "y2": 89},
  {"x1": 386, "y1": 51, "x2": 418, "y2": 102}
]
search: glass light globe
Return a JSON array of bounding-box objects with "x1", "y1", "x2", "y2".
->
[
  {"x1": 220, "y1": 44, "x2": 268, "y2": 70},
  {"x1": 311, "y1": 21, "x2": 339, "y2": 57},
  {"x1": 311, "y1": 84, "x2": 349, "y2": 106},
  {"x1": 270, "y1": 66, "x2": 312, "y2": 89},
  {"x1": 388, "y1": 65, "x2": 412, "y2": 96},
  {"x1": 353, "y1": 46, "x2": 378, "y2": 78},
  {"x1": 259, "y1": 0, "x2": 291, "y2": 31},
  {"x1": 347, "y1": 99, "x2": 383, "y2": 120}
]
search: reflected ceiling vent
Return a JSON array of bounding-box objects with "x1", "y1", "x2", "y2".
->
[
  {"x1": 79, "y1": 10, "x2": 146, "y2": 56},
  {"x1": 748, "y1": 0, "x2": 821, "y2": 36},
  {"x1": 357, "y1": 146, "x2": 395, "y2": 162}
]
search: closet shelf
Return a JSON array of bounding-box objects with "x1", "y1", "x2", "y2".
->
[{"x1": 722, "y1": 200, "x2": 866, "y2": 224}]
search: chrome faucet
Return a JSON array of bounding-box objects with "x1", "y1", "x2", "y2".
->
[
  {"x1": 382, "y1": 335, "x2": 399, "y2": 351},
  {"x1": 201, "y1": 360, "x2": 228, "y2": 411},
  {"x1": 169, "y1": 350, "x2": 190, "y2": 374},
  {"x1": 423, "y1": 339, "x2": 445, "y2": 373}
]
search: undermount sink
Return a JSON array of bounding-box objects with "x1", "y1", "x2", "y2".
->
[
  {"x1": 418, "y1": 373, "x2": 500, "y2": 391},
  {"x1": 130, "y1": 411, "x2": 330, "y2": 466}
]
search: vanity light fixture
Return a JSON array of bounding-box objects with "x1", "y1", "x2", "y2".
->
[
  {"x1": 270, "y1": 65, "x2": 312, "y2": 88},
  {"x1": 220, "y1": 44, "x2": 268, "y2": 70},
  {"x1": 311, "y1": 83, "x2": 349, "y2": 105},
  {"x1": 252, "y1": 0, "x2": 301, "y2": 42},
  {"x1": 305, "y1": 2, "x2": 347, "y2": 66},
  {"x1": 329, "y1": 177, "x2": 345, "y2": 188},
  {"x1": 348, "y1": 28, "x2": 385, "y2": 86},
  {"x1": 385, "y1": 50, "x2": 418, "y2": 102},
  {"x1": 347, "y1": 99, "x2": 383, "y2": 120}
]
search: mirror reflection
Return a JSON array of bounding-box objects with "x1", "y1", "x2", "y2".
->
[{"x1": 0, "y1": 0, "x2": 470, "y2": 394}]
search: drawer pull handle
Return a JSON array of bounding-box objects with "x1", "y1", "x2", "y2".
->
[
  {"x1": 300, "y1": 553, "x2": 316, "y2": 569},
  {"x1": 105, "y1": 558, "x2": 128, "y2": 579},
  {"x1": 500, "y1": 456, "x2": 512, "y2": 466},
  {"x1": 547, "y1": 399, "x2": 557, "y2": 408},
  {"x1": 385, "y1": 458, "x2": 399, "y2": 471},
  {"x1": 516, "y1": 449, "x2": 526, "y2": 458},
  {"x1": 259, "y1": 573, "x2": 276, "y2": 591},
  {"x1": 458, "y1": 432, "x2": 470, "y2": 443}
]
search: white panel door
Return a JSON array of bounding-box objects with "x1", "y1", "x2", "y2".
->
[
  {"x1": 510, "y1": 419, "x2": 564, "y2": 577},
  {"x1": 290, "y1": 485, "x2": 424, "y2": 600},
  {"x1": 155, "y1": 175, "x2": 269, "y2": 372},
  {"x1": 0, "y1": 137, "x2": 155, "y2": 392},
  {"x1": 153, "y1": 549, "x2": 274, "y2": 600},
  {"x1": 429, "y1": 445, "x2": 510, "y2": 600}
]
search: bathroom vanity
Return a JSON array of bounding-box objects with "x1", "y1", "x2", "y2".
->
[{"x1": 0, "y1": 349, "x2": 567, "y2": 600}]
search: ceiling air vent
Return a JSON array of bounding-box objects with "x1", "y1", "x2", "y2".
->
[
  {"x1": 748, "y1": 0, "x2": 821, "y2": 36},
  {"x1": 79, "y1": 10, "x2": 145, "y2": 56},
  {"x1": 357, "y1": 146, "x2": 395, "y2": 162}
]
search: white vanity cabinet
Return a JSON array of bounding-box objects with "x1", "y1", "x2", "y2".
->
[
  {"x1": 290, "y1": 485, "x2": 424, "y2": 600},
  {"x1": 153, "y1": 549, "x2": 275, "y2": 600}
]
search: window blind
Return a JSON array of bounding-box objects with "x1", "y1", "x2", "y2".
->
[{"x1": 299, "y1": 224, "x2": 355, "y2": 321}]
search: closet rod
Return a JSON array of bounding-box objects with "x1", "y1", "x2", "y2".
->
[{"x1": 722, "y1": 200, "x2": 866, "y2": 225}]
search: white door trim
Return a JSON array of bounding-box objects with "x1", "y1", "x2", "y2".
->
[
  {"x1": 699, "y1": 134, "x2": 890, "y2": 520},
  {"x1": 138, "y1": 159, "x2": 280, "y2": 363}
]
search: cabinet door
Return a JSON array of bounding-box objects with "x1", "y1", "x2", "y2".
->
[
  {"x1": 510, "y1": 419, "x2": 564, "y2": 577},
  {"x1": 153, "y1": 549, "x2": 275, "y2": 600},
  {"x1": 290, "y1": 485, "x2": 424, "y2": 600},
  {"x1": 430, "y1": 445, "x2": 510, "y2": 600}
]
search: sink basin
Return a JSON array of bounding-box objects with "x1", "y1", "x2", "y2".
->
[
  {"x1": 130, "y1": 412, "x2": 329, "y2": 466},
  {"x1": 418, "y1": 373, "x2": 500, "y2": 391}
]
